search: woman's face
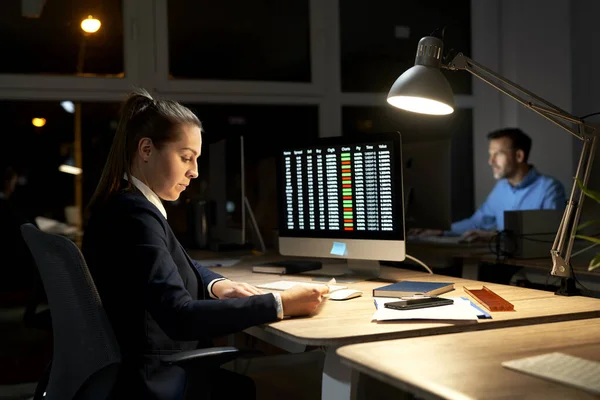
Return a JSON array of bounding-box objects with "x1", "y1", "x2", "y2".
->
[{"x1": 146, "y1": 124, "x2": 202, "y2": 201}]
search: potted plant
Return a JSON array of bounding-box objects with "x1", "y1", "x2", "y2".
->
[{"x1": 575, "y1": 179, "x2": 600, "y2": 271}]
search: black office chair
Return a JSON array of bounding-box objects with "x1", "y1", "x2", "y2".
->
[{"x1": 21, "y1": 223, "x2": 252, "y2": 400}]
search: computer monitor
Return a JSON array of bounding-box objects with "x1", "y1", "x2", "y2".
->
[
  {"x1": 208, "y1": 136, "x2": 246, "y2": 247},
  {"x1": 276, "y1": 132, "x2": 405, "y2": 279},
  {"x1": 206, "y1": 135, "x2": 265, "y2": 252},
  {"x1": 402, "y1": 139, "x2": 452, "y2": 231}
]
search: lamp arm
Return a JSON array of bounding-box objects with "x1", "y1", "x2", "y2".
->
[
  {"x1": 445, "y1": 53, "x2": 596, "y2": 140},
  {"x1": 551, "y1": 134, "x2": 597, "y2": 277},
  {"x1": 444, "y1": 52, "x2": 600, "y2": 283}
]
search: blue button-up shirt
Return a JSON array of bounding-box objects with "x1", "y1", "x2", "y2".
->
[{"x1": 448, "y1": 167, "x2": 566, "y2": 235}]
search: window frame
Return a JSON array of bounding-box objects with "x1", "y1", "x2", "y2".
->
[{"x1": 0, "y1": 0, "x2": 476, "y2": 139}]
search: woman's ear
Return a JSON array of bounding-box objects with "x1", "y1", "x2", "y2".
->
[{"x1": 138, "y1": 138, "x2": 153, "y2": 162}]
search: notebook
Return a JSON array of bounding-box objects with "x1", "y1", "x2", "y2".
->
[{"x1": 372, "y1": 281, "x2": 454, "y2": 298}]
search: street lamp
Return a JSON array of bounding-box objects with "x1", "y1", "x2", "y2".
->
[
  {"x1": 32, "y1": 117, "x2": 46, "y2": 127},
  {"x1": 73, "y1": 15, "x2": 101, "y2": 231},
  {"x1": 80, "y1": 15, "x2": 101, "y2": 34}
]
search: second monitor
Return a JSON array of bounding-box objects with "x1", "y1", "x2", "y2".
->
[
  {"x1": 402, "y1": 139, "x2": 452, "y2": 231},
  {"x1": 276, "y1": 132, "x2": 405, "y2": 278}
]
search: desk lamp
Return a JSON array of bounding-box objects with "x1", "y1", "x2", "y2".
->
[{"x1": 387, "y1": 34, "x2": 598, "y2": 296}]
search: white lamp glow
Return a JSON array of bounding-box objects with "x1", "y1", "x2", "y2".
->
[
  {"x1": 386, "y1": 96, "x2": 454, "y2": 115},
  {"x1": 60, "y1": 101, "x2": 75, "y2": 114},
  {"x1": 59, "y1": 164, "x2": 82, "y2": 175}
]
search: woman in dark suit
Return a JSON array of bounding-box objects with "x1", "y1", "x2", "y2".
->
[{"x1": 82, "y1": 89, "x2": 327, "y2": 399}]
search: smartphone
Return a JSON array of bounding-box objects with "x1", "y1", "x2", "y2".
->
[{"x1": 384, "y1": 297, "x2": 454, "y2": 310}]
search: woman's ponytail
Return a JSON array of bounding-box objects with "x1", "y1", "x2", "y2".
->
[{"x1": 87, "y1": 88, "x2": 201, "y2": 214}]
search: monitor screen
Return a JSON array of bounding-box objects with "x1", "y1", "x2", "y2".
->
[{"x1": 277, "y1": 132, "x2": 405, "y2": 262}]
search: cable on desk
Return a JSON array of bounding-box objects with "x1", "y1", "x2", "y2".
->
[
  {"x1": 489, "y1": 230, "x2": 516, "y2": 260},
  {"x1": 572, "y1": 273, "x2": 591, "y2": 295},
  {"x1": 489, "y1": 230, "x2": 582, "y2": 259},
  {"x1": 405, "y1": 254, "x2": 433, "y2": 274}
]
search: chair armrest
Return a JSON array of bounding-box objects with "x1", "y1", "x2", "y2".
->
[{"x1": 160, "y1": 346, "x2": 262, "y2": 370}]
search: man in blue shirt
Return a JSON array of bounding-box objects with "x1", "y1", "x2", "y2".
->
[{"x1": 411, "y1": 128, "x2": 566, "y2": 242}]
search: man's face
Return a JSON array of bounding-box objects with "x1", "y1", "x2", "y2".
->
[{"x1": 488, "y1": 137, "x2": 520, "y2": 180}]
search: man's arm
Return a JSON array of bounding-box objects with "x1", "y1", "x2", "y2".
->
[
  {"x1": 542, "y1": 179, "x2": 567, "y2": 210},
  {"x1": 447, "y1": 196, "x2": 497, "y2": 235}
]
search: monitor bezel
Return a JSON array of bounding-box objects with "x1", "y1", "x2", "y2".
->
[{"x1": 276, "y1": 132, "x2": 406, "y2": 262}]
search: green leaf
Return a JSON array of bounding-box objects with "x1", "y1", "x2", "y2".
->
[
  {"x1": 576, "y1": 178, "x2": 600, "y2": 204},
  {"x1": 574, "y1": 235, "x2": 600, "y2": 245},
  {"x1": 577, "y1": 219, "x2": 600, "y2": 231},
  {"x1": 589, "y1": 254, "x2": 600, "y2": 271}
]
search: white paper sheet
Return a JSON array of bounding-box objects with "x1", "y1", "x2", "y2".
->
[
  {"x1": 372, "y1": 297, "x2": 480, "y2": 321},
  {"x1": 257, "y1": 280, "x2": 347, "y2": 292}
]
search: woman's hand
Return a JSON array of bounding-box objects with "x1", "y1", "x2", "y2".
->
[
  {"x1": 280, "y1": 285, "x2": 329, "y2": 317},
  {"x1": 212, "y1": 280, "x2": 264, "y2": 299}
]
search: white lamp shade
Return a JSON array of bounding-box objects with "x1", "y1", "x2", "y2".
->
[{"x1": 387, "y1": 65, "x2": 455, "y2": 115}]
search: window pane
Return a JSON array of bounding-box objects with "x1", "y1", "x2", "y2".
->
[
  {"x1": 1, "y1": 100, "x2": 317, "y2": 252},
  {"x1": 0, "y1": 100, "x2": 120, "y2": 222},
  {"x1": 176, "y1": 104, "x2": 318, "y2": 247},
  {"x1": 168, "y1": 1, "x2": 311, "y2": 82},
  {"x1": 82, "y1": 102, "x2": 123, "y2": 208},
  {"x1": 340, "y1": 0, "x2": 471, "y2": 94},
  {"x1": 342, "y1": 106, "x2": 474, "y2": 220},
  {"x1": 0, "y1": 1, "x2": 124, "y2": 76}
]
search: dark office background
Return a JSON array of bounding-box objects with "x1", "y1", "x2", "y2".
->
[
  {"x1": 0, "y1": 0, "x2": 473, "y2": 240},
  {"x1": 0, "y1": 0, "x2": 465, "y2": 387},
  {"x1": 3, "y1": 1, "x2": 600, "y2": 397}
]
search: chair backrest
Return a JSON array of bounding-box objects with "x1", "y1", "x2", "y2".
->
[{"x1": 20, "y1": 223, "x2": 121, "y2": 400}]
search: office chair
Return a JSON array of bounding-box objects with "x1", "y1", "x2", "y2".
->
[{"x1": 21, "y1": 223, "x2": 254, "y2": 400}]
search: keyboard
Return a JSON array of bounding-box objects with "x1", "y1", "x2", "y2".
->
[
  {"x1": 407, "y1": 235, "x2": 465, "y2": 245},
  {"x1": 501, "y1": 352, "x2": 600, "y2": 395},
  {"x1": 257, "y1": 280, "x2": 347, "y2": 292}
]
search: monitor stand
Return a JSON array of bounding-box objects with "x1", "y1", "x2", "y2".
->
[
  {"x1": 311, "y1": 259, "x2": 386, "y2": 283},
  {"x1": 344, "y1": 259, "x2": 381, "y2": 281}
]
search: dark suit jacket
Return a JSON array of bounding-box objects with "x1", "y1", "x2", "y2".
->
[{"x1": 82, "y1": 187, "x2": 278, "y2": 399}]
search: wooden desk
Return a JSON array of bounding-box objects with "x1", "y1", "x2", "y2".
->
[
  {"x1": 479, "y1": 254, "x2": 598, "y2": 276},
  {"x1": 478, "y1": 254, "x2": 600, "y2": 297},
  {"x1": 203, "y1": 257, "x2": 600, "y2": 399},
  {"x1": 338, "y1": 318, "x2": 600, "y2": 399}
]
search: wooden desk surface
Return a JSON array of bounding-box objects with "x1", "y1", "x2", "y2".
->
[
  {"x1": 337, "y1": 318, "x2": 600, "y2": 400},
  {"x1": 479, "y1": 254, "x2": 599, "y2": 277},
  {"x1": 205, "y1": 255, "x2": 600, "y2": 347}
]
